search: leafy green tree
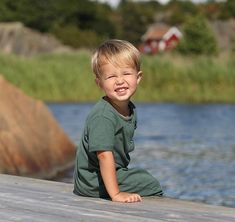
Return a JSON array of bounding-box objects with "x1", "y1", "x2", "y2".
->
[
  {"x1": 219, "y1": 0, "x2": 235, "y2": 20},
  {"x1": 0, "y1": 0, "x2": 61, "y2": 32},
  {"x1": 0, "y1": 0, "x2": 116, "y2": 48},
  {"x1": 199, "y1": 1, "x2": 224, "y2": 20},
  {"x1": 51, "y1": 0, "x2": 115, "y2": 48},
  {"x1": 117, "y1": 0, "x2": 160, "y2": 45},
  {"x1": 178, "y1": 15, "x2": 217, "y2": 55},
  {"x1": 165, "y1": 0, "x2": 199, "y2": 25}
]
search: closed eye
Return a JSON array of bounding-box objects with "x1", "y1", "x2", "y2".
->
[
  {"x1": 124, "y1": 73, "x2": 132, "y2": 75},
  {"x1": 105, "y1": 75, "x2": 115, "y2": 80}
]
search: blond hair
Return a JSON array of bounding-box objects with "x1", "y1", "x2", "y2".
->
[{"x1": 91, "y1": 39, "x2": 141, "y2": 77}]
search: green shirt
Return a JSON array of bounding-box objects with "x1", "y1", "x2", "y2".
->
[{"x1": 73, "y1": 98, "x2": 162, "y2": 198}]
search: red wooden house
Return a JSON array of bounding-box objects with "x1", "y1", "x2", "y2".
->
[{"x1": 139, "y1": 24, "x2": 182, "y2": 54}]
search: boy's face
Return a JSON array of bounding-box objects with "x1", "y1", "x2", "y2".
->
[{"x1": 96, "y1": 62, "x2": 142, "y2": 104}]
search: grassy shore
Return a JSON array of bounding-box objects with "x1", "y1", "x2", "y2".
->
[{"x1": 0, "y1": 51, "x2": 235, "y2": 103}]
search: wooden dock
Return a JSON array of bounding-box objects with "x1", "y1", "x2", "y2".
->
[{"x1": 0, "y1": 174, "x2": 234, "y2": 222}]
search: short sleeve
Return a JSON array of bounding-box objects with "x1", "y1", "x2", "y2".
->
[{"x1": 88, "y1": 116, "x2": 115, "y2": 152}]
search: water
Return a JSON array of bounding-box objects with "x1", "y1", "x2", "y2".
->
[{"x1": 48, "y1": 103, "x2": 235, "y2": 208}]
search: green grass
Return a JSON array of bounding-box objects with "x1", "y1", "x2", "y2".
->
[
  {"x1": 136, "y1": 53, "x2": 235, "y2": 103},
  {"x1": 0, "y1": 51, "x2": 235, "y2": 103},
  {"x1": 0, "y1": 51, "x2": 102, "y2": 102}
]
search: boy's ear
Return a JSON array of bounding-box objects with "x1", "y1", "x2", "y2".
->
[
  {"x1": 137, "y1": 71, "x2": 142, "y2": 84},
  {"x1": 95, "y1": 77, "x2": 101, "y2": 88}
]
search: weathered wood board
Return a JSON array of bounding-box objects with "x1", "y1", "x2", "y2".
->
[{"x1": 0, "y1": 174, "x2": 234, "y2": 222}]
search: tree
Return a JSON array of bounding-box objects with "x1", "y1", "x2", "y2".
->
[
  {"x1": 0, "y1": 0, "x2": 61, "y2": 32},
  {"x1": 51, "y1": 0, "x2": 116, "y2": 48},
  {"x1": 219, "y1": 0, "x2": 235, "y2": 20},
  {"x1": 165, "y1": 0, "x2": 199, "y2": 25},
  {"x1": 198, "y1": 1, "x2": 224, "y2": 20},
  {"x1": 178, "y1": 15, "x2": 217, "y2": 55},
  {"x1": 117, "y1": 0, "x2": 159, "y2": 45}
]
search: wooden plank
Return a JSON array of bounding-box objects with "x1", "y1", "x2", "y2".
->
[{"x1": 0, "y1": 174, "x2": 234, "y2": 222}]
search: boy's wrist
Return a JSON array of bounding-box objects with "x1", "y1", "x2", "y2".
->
[{"x1": 110, "y1": 190, "x2": 120, "y2": 199}]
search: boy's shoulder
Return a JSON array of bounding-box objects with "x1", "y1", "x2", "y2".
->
[{"x1": 87, "y1": 98, "x2": 117, "y2": 122}]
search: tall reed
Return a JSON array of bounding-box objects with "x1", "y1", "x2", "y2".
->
[{"x1": 0, "y1": 52, "x2": 234, "y2": 103}]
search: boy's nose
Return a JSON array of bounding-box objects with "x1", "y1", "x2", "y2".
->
[{"x1": 116, "y1": 76, "x2": 124, "y2": 84}]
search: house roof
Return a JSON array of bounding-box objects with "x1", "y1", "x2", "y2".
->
[{"x1": 142, "y1": 23, "x2": 182, "y2": 42}]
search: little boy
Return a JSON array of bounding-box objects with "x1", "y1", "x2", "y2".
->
[{"x1": 73, "y1": 39, "x2": 163, "y2": 203}]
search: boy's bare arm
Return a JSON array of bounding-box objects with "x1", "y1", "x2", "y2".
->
[{"x1": 97, "y1": 151, "x2": 142, "y2": 203}]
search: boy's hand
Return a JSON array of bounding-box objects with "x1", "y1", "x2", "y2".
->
[
  {"x1": 97, "y1": 151, "x2": 142, "y2": 203},
  {"x1": 112, "y1": 192, "x2": 142, "y2": 203}
]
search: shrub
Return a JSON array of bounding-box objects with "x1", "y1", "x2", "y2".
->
[
  {"x1": 178, "y1": 15, "x2": 218, "y2": 55},
  {"x1": 52, "y1": 24, "x2": 106, "y2": 49}
]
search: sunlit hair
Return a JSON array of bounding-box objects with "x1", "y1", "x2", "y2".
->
[{"x1": 91, "y1": 39, "x2": 141, "y2": 77}]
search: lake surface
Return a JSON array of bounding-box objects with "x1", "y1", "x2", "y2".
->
[{"x1": 48, "y1": 103, "x2": 235, "y2": 208}]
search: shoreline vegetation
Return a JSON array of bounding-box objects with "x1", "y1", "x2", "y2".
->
[{"x1": 0, "y1": 50, "x2": 235, "y2": 103}]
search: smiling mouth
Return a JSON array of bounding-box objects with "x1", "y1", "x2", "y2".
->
[{"x1": 115, "y1": 87, "x2": 128, "y2": 93}]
